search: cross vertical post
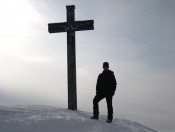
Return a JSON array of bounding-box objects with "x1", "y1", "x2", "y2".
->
[
  {"x1": 66, "y1": 5, "x2": 77, "y2": 110},
  {"x1": 48, "y1": 5, "x2": 94, "y2": 110}
]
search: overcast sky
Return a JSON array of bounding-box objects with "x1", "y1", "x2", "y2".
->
[{"x1": 0, "y1": 0, "x2": 175, "y2": 132}]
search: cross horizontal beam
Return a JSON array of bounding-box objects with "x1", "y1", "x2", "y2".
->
[
  {"x1": 75, "y1": 20, "x2": 94, "y2": 31},
  {"x1": 48, "y1": 20, "x2": 94, "y2": 33},
  {"x1": 48, "y1": 22, "x2": 67, "y2": 33}
]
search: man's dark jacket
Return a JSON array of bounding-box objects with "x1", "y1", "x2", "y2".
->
[{"x1": 96, "y1": 70, "x2": 117, "y2": 96}]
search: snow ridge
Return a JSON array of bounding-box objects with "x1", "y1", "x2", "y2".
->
[{"x1": 0, "y1": 105, "x2": 157, "y2": 132}]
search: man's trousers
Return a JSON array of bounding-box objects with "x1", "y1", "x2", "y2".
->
[{"x1": 93, "y1": 94, "x2": 113, "y2": 119}]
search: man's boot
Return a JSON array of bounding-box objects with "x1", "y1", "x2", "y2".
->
[
  {"x1": 106, "y1": 118, "x2": 112, "y2": 123},
  {"x1": 90, "y1": 114, "x2": 99, "y2": 120}
]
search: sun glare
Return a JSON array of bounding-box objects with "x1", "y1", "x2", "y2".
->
[{"x1": 0, "y1": 0, "x2": 41, "y2": 52}]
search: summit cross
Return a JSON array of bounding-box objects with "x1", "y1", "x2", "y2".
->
[{"x1": 48, "y1": 5, "x2": 94, "y2": 110}]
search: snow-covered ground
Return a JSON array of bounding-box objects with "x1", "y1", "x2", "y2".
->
[{"x1": 0, "y1": 105, "x2": 157, "y2": 132}]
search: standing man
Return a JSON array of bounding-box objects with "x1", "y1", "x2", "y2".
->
[{"x1": 91, "y1": 62, "x2": 117, "y2": 123}]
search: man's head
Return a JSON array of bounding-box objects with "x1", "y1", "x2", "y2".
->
[{"x1": 103, "y1": 62, "x2": 109, "y2": 70}]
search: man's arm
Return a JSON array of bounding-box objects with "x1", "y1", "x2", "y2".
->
[
  {"x1": 111, "y1": 73, "x2": 117, "y2": 94},
  {"x1": 96, "y1": 74, "x2": 101, "y2": 95}
]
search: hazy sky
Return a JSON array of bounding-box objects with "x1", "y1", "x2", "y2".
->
[{"x1": 0, "y1": 0, "x2": 175, "y2": 132}]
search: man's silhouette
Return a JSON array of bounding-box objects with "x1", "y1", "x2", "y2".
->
[{"x1": 91, "y1": 62, "x2": 117, "y2": 123}]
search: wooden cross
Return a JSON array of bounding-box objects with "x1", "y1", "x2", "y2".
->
[{"x1": 48, "y1": 5, "x2": 94, "y2": 110}]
